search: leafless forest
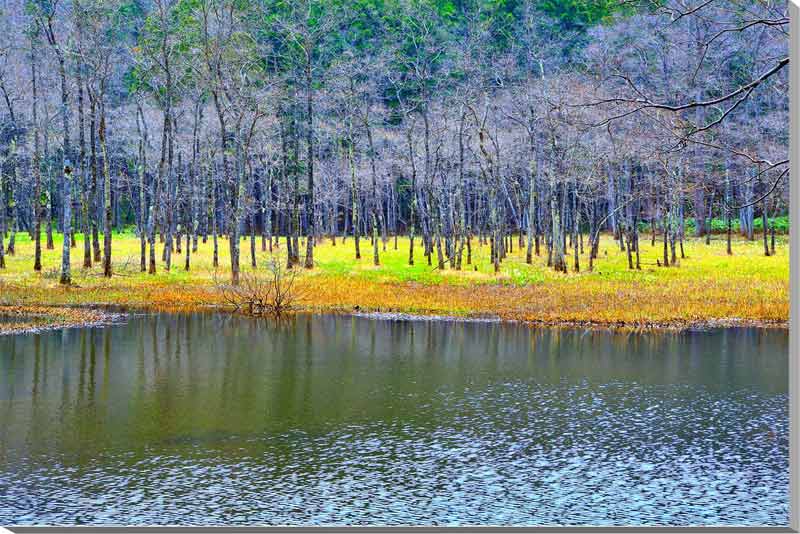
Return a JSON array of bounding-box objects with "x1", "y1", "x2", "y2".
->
[{"x1": 0, "y1": 0, "x2": 789, "y2": 284}]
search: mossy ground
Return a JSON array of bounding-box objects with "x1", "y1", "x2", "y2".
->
[{"x1": 0, "y1": 229, "x2": 788, "y2": 330}]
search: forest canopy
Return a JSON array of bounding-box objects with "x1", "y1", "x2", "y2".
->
[{"x1": 0, "y1": 0, "x2": 789, "y2": 283}]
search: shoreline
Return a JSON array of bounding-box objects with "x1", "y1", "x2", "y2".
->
[
  {"x1": 0, "y1": 305, "x2": 127, "y2": 336},
  {"x1": 0, "y1": 302, "x2": 788, "y2": 336},
  {"x1": 351, "y1": 310, "x2": 788, "y2": 332}
]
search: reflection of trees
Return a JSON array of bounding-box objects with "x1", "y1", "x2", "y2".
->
[
  {"x1": 102, "y1": 329, "x2": 111, "y2": 403},
  {"x1": 303, "y1": 317, "x2": 313, "y2": 423},
  {"x1": 88, "y1": 330, "x2": 96, "y2": 405},
  {"x1": 60, "y1": 330, "x2": 72, "y2": 415},
  {"x1": 79, "y1": 330, "x2": 86, "y2": 403},
  {"x1": 274, "y1": 317, "x2": 299, "y2": 424},
  {"x1": 32, "y1": 336, "x2": 41, "y2": 401},
  {"x1": 185, "y1": 314, "x2": 198, "y2": 397},
  {"x1": 0, "y1": 337, "x2": 17, "y2": 461},
  {"x1": 137, "y1": 320, "x2": 145, "y2": 398},
  {"x1": 0, "y1": 316, "x2": 788, "y2": 464}
]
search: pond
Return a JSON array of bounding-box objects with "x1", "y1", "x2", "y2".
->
[{"x1": 0, "y1": 313, "x2": 789, "y2": 526}]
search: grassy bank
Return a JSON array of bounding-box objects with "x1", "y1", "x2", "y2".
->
[{"x1": 0, "y1": 230, "x2": 789, "y2": 330}]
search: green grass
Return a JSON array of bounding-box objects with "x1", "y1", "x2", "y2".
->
[{"x1": 639, "y1": 216, "x2": 790, "y2": 235}]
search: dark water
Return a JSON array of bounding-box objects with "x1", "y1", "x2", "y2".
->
[{"x1": 0, "y1": 314, "x2": 789, "y2": 526}]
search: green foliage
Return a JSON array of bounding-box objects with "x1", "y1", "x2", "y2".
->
[
  {"x1": 638, "y1": 216, "x2": 790, "y2": 235},
  {"x1": 537, "y1": 0, "x2": 623, "y2": 30}
]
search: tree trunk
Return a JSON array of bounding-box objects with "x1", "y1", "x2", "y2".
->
[
  {"x1": 762, "y1": 198, "x2": 770, "y2": 257},
  {"x1": 74, "y1": 64, "x2": 91, "y2": 269},
  {"x1": 31, "y1": 36, "x2": 43, "y2": 273},
  {"x1": 406, "y1": 130, "x2": 416, "y2": 266},
  {"x1": 705, "y1": 192, "x2": 713, "y2": 245},
  {"x1": 90, "y1": 100, "x2": 101, "y2": 263},
  {"x1": 770, "y1": 215, "x2": 776, "y2": 255},
  {"x1": 572, "y1": 187, "x2": 579, "y2": 273},
  {"x1": 551, "y1": 194, "x2": 566, "y2": 273},
  {"x1": 55, "y1": 44, "x2": 72, "y2": 284},
  {"x1": 149, "y1": 110, "x2": 167, "y2": 275},
  {"x1": 137, "y1": 106, "x2": 147, "y2": 271},
  {"x1": 6, "y1": 159, "x2": 17, "y2": 256},
  {"x1": 526, "y1": 158, "x2": 536, "y2": 264},
  {"x1": 0, "y1": 160, "x2": 5, "y2": 269},
  {"x1": 210, "y1": 162, "x2": 218, "y2": 268},
  {"x1": 349, "y1": 142, "x2": 361, "y2": 260},
  {"x1": 99, "y1": 96, "x2": 112, "y2": 278},
  {"x1": 304, "y1": 53, "x2": 315, "y2": 269},
  {"x1": 725, "y1": 168, "x2": 732, "y2": 256}
]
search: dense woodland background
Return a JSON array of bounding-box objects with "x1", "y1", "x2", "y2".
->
[{"x1": 0, "y1": 0, "x2": 789, "y2": 284}]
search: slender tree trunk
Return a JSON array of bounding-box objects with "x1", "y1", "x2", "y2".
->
[
  {"x1": 349, "y1": 141, "x2": 361, "y2": 260},
  {"x1": 663, "y1": 207, "x2": 670, "y2": 268},
  {"x1": 184, "y1": 230, "x2": 191, "y2": 271},
  {"x1": 0, "y1": 161, "x2": 5, "y2": 269},
  {"x1": 136, "y1": 106, "x2": 147, "y2": 271},
  {"x1": 435, "y1": 205, "x2": 445, "y2": 270},
  {"x1": 762, "y1": 197, "x2": 770, "y2": 257},
  {"x1": 304, "y1": 55, "x2": 315, "y2": 269},
  {"x1": 265, "y1": 166, "x2": 273, "y2": 253},
  {"x1": 163, "y1": 116, "x2": 175, "y2": 271},
  {"x1": 45, "y1": 151, "x2": 53, "y2": 250},
  {"x1": 190, "y1": 104, "x2": 201, "y2": 257},
  {"x1": 54, "y1": 45, "x2": 72, "y2": 284},
  {"x1": 90, "y1": 100, "x2": 101, "y2": 263},
  {"x1": 358, "y1": 104, "x2": 380, "y2": 266},
  {"x1": 572, "y1": 186, "x2": 579, "y2": 272},
  {"x1": 634, "y1": 224, "x2": 640, "y2": 270},
  {"x1": 31, "y1": 37, "x2": 43, "y2": 273},
  {"x1": 149, "y1": 110, "x2": 167, "y2": 275},
  {"x1": 551, "y1": 193, "x2": 566, "y2": 273},
  {"x1": 406, "y1": 128, "x2": 416, "y2": 266},
  {"x1": 770, "y1": 199, "x2": 776, "y2": 255},
  {"x1": 6, "y1": 158, "x2": 16, "y2": 256},
  {"x1": 76, "y1": 62, "x2": 91, "y2": 268},
  {"x1": 725, "y1": 168, "x2": 732, "y2": 256},
  {"x1": 250, "y1": 210, "x2": 256, "y2": 268},
  {"x1": 526, "y1": 157, "x2": 536, "y2": 264},
  {"x1": 212, "y1": 91, "x2": 238, "y2": 283},
  {"x1": 210, "y1": 161, "x2": 218, "y2": 268},
  {"x1": 99, "y1": 95, "x2": 112, "y2": 278}
]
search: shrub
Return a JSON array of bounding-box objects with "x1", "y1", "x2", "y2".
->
[{"x1": 214, "y1": 256, "x2": 301, "y2": 317}]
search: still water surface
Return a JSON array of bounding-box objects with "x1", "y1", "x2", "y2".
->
[{"x1": 0, "y1": 313, "x2": 789, "y2": 526}]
